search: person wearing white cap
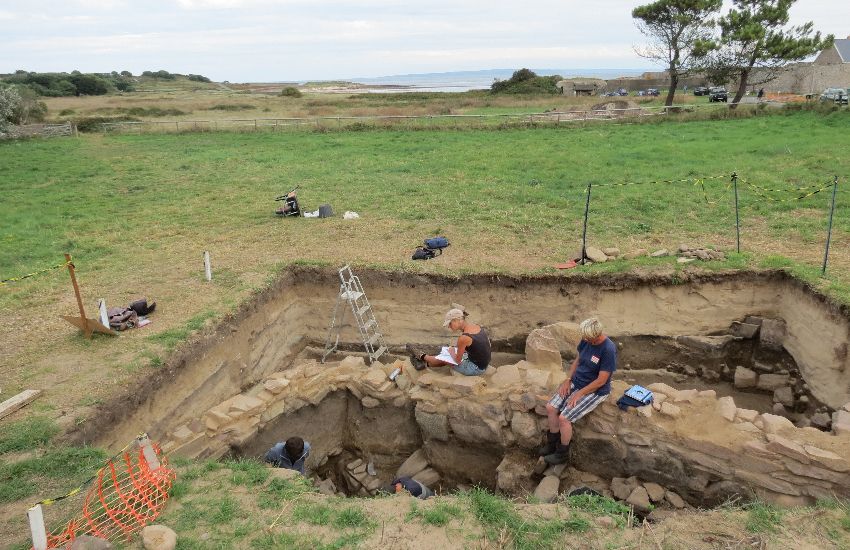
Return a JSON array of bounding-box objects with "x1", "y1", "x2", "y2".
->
[{"x1": 406, "y1": 306, "x2": 491, "y2": 376}]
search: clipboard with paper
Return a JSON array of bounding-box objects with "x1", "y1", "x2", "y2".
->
[{"x1": 435, "y1": 346, "x2": 458, "y2": 365}]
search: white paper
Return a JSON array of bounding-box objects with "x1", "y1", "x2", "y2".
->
[{"x1": 435, "y1": 346, "x2": 458, "y2": 365}]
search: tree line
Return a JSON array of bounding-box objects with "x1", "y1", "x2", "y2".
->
[
  {"x1": 632, "y1": 0, "x2": 833, "y2": 106},
  {"x1": 0, "y1": 70, "x2": 212, "y2": 98}
]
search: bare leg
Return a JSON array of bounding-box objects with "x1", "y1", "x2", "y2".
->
[
  {"x1": 545, "y1": 403, "x2": 560, "y2": 434},
  {"x1": 423, "y1": 355, "x2": 451, "y2": 368},
  {"x1": 558, "y1": 416, "x2": 573, "y2": 445}
]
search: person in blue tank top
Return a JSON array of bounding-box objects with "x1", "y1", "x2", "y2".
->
[{"x1": 540, "y1": 317, "x2": 617, "y2": 465}]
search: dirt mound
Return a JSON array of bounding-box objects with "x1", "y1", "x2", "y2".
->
[{"x1": 591, "y1": 100, "x2": 639, "y2": 112}]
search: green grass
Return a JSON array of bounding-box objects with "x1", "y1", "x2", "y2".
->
[
  {"x1": 466, "y1": 487, "x2": 590, "y2": 549},
  {"x1": 257, "y1": 475, "x2": 316, "y2": 509},
  {"x1": 407, "y1": 500, "x2": 464, "y2": 526},
  {"x1": 147, "y1": 309, "x2": 217, "y2": 351},
  {"x1": 565, "y1": 493, "x2": 633, "y2": 527},
  {"x1": 745, "y1": 501, "x2": 784, "y2": 533},
  {"x1": 0, "y1": 416, "x2": 59, "y2": 454},
  {"x1": 0, "y1": 446, "x2": 106, "y2": 504}
]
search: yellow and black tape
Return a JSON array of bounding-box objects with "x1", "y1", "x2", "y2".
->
[
  {"x1": 33, "y1": 434, "x2": 142, "y2": 507},
  {"x1": 0, "y1": 260, "x2": 71, "y2": 286},
  {"x1": 587, "y1": 174, "x2": 728, "y2": 190},
  {"x1": 742, "y1": 180, "x2": 835, "y2": 203}
]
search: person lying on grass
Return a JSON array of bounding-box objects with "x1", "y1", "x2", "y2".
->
[
  {"x1": 406, "y1": 306, "x2": 491, "y2": 377},
  {"x1": 540, "y1": 317, "x2": 617, "y2": 465}
]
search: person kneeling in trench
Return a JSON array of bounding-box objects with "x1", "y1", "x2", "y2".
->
[
  {"x1": 264, "y1": 436, "x2": 311, "y2": 474},
  {"x1": 407, "y1": 307, "x2": 491, "y2": 376},
  {"x1": 541, "y1": 317, "x2": 617, "y2": 465}
]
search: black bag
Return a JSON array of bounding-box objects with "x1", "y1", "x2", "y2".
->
[{"x1": 412, "y1": 247, "x2": 437, "y2": 260}]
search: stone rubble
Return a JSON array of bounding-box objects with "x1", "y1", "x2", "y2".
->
[{"x1": 160, "y1": 319, "x2": 850, "y2": 509}]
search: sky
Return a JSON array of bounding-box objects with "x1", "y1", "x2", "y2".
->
[{"x1": 1, "y1": 0, "x2": 847, "y2": 82}]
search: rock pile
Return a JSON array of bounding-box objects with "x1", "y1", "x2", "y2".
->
[
  {"x1": 676, "y1": 244, "x2": 726, "y2": 262},
  {"x1": 160, "y1": 320, "x2": 850, "y2": 508}
]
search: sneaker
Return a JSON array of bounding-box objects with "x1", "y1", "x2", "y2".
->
[{"x1": 406, "y1": 343, "x2": 428, "y2": 371}]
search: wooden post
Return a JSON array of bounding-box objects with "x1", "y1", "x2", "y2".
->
[
  {"x1": 204, "y1": 251, "x2": 212, "y2": 281},
  {"x1": 28, "y1": 504, "x2": 48, "y2": 550},
  {"x1": 822, "y1": 176, "x2": 839, "y2": 276},
  {"x1": 66, "y1": 254, "x2": 90, "y2": 338}
]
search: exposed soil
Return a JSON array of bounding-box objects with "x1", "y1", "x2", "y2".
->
[{"x1": 69, "y1": 266, "x2": 850, "y2": 454}]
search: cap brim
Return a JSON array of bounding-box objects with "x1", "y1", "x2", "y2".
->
[{"x1": 443, "y1": 319, "x2": 451, "y2": 327}]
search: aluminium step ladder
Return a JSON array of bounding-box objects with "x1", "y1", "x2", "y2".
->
[{"x1": 321, "y1": 265, "x2": 387, "y2": 364}]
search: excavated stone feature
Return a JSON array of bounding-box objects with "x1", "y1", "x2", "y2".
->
[{"x1": 160, "y1": 350, "x2": 850, "y2": 508}]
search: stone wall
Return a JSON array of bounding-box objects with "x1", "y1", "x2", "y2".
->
[{"x1": 162, "y1": 345, "x2": 850, "y2": 507}]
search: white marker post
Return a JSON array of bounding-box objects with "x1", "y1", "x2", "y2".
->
[
  {"x1": 27, "y1": 504, "x2": 48, "y2": 550},
  {"x1": 138, "y1": 434, "x2": 161, "y2": 470},
  {"x1": 203, "y1": 251, "x2": 212, "y2": 282},
  {"x1": 98, "y1": 299, "x2": 109, "y2": 329}
]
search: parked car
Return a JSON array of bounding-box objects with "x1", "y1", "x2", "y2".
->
[
  {"x1": 708, "y1": 87, "x2": 728, "y2": 102},
  {"x1": 617, "y1": 88, "x2": 629, "y2": 96},
  {"x1": 646, "y1": 88, "x2": 660, "y2": 96},
  {"x1": 820, "y1": 88, "x2": 849, "y2": 105},
  {"x1": 693, "y1": 86, "x2": 709, "y2": 96}
]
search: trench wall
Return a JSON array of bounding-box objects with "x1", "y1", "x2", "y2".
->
[
  {"x1": 161, "y1": 354, "x2": 850, "y2": 507},
  {"x1": 87, "y1": 268, "x2": 850, "y2": 451}
]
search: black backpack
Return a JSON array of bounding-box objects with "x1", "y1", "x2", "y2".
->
[{"x1": 412, "y1": 247, "x2": 437, "y2": 260}]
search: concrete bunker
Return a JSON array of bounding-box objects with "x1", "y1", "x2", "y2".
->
[{"x1": 82, "y1": 267, "x2": 850, "y2": 509}]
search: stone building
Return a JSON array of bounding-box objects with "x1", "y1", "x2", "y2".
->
[
  {"x1": 555, "y1": 78, "x2": 606, "y2": 96},
  {"x1": 754, "y1": 36, "x2": 850, "y2": 95}
]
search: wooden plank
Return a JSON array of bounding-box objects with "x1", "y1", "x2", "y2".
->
[{"x1": 0, "y1": 390, "x2": 43, "y2": 420}]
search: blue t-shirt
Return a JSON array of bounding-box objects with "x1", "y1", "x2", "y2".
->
[{"x1": 572, "y1": 338, "x2": 617, "y2": 396}]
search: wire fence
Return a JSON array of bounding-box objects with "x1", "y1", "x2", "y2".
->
[
  {"x1": 97, "y1": 103, "x2": 729, "y2": 135},
  {"x1": 578, "y1": 173, "x2": 844, "y2": 276}
]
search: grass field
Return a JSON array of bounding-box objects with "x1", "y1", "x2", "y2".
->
[{"x1": 2, "y1": 102, "x2": 850, "y2": 547}]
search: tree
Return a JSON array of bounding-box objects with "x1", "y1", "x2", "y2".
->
[
  {"x1": 632, "y1": 0, "x2": 722, "y2": 106},
  {"x1": 0, "y1": 85, "x2": 22, "y2": 133},
  {"x1": 716, "y1": 0, "x2": 833, "y2": 107},
  {"x1": 69, "y1": 74, "x2": 110, "y2": 96}
]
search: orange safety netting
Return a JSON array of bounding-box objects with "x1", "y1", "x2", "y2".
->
[{"x1": 42, "y1": 443, "x2": 175, "y2": 548}]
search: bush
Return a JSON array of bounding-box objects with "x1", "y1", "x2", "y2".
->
[
  {"x1": 74, "y1": 116, "x2": 141, "y2": 133},
  {"x1": 491, "y1": 68, "x2": 562, "y2": 95},
  {"x1": 0, "y1": 85, "x2": 21, "y2": 132},
  {"x1": 280, "y1": 86, "x2": 302, "y2": 98},
  {"x1": 187, "y1": 74, "x2": 211, "y2": 83},
  {"x1": 205, "y1": 103, "x2": 256, "y2": 111}
]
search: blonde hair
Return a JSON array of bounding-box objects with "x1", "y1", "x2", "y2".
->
[{"x1": 580, "y1": 317, "x2": 603, "y2": 340}]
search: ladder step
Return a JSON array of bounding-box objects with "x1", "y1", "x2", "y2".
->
[
  {"x1": 340, "y1": 290, "x2": 363, "y2": 301},
  {"x1": 372, "y1": 346, "x2": 387, "y2": 361},
  {"x1": 363, "y1": 319, "x2": 377, "y2": 330},
  {"x1": 357, "y1": 304, "x2": 371, "y2": 316},
  {"x1": 366, "y1": 333, "x2": 382, "y2": 346}
]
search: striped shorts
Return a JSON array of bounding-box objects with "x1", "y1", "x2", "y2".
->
[{"x1": 548, "y1": 383, "x2": 609, "y2": 422}]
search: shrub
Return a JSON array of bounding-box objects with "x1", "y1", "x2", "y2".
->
[
  {"x1": 280, "y1": 86, "x2": 302, "y2": 98},
  {"x1": 205, "y1": 103, "x2": 256, "y2": 111},
  {"x1": 74, "y1": 116, "x2": 141, "y2": 133},
  {"x1": 0, "y1": 85, "x2": 21, "y2": 132},
  {"x1": 491, "y1": 68, "x2": 562, "y2": 95},
  {"x1": 187, "y1": 74, "x2": 211, "y2": 83}
]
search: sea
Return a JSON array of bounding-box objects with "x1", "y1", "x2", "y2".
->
[{"x1": 339, "y1": 68, "x2": 650, "y2": 93}]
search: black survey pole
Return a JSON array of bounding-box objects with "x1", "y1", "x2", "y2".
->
[
  {"x1": 732, "y1": 172, "x2": 740, "y2": 253},
  {"x1": 822, "y1": 176, "x2": 839, "y2": 276},
  {"x1": 580, "y1": 182, "x2": 592, "y2": 264}
]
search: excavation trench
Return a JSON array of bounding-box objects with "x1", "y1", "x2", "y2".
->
[{"x1": 79, "y1": 267, "x2": 850, "y2": 508}]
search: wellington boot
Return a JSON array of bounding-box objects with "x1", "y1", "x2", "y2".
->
[
  {"x1": 543, "y1": 442, "x2": 570, "y2": 465},
  {"x1": 538, "y1": 431, "x2": 560, "y2": 456}
]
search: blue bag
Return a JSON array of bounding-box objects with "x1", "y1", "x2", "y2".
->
[
  {"x1": 616, "y1": 385, "x2": 653, "y2": 411},
  {"x1": 424, "y1": 236, "x2": 450, "y2": 250}
]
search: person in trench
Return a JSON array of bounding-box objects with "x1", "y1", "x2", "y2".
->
[
  {"x1": 264, "y1": 436, "x2": 311, "y2": 474},
  {"x1": 540, "y1": 317, "x2": 617, "y2": 464},
  {"x1": 406, "y1": 306, "x2": 491, "y2": 376}
]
